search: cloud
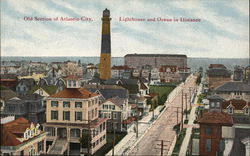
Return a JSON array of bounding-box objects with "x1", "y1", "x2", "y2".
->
[{"x1": 1, "y1": 0, "x2": 249, "y2": 58}]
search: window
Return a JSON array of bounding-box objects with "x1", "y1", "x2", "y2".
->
[
  {"x1": 103, "y1": 122, "x2": 106, "y2": 130},
  {"x1": 108, "y1": 113, "x2": 111, "y2": 119},
  {"x1": 205, "y1": 126, "x2": 212, "y2": 135},
  {"x1": 75, "y1": 102, "x2": 82, "y2": 108},
  {"x1": 113, "y1": 113, "x2": 117, "y2": 119},
  {"x1": 51, "y1": 111, "x2": 58, "y2": 120},
  {"x1": 216, "y1": 102, "x2": 220, "y2": 108},
  {"x1": 95, "y1": 108, "x2": 97, "y2": 117},
  {"x1": 245, "y1": 108, "x2": 249, "y2": 115},
  {"x1": 38, "y1": 141, "x2": 44, "y2": 152},
  {"x1": 228, "y1": 107, "x2": 234, "y2": 114},
  {"x1": 92, "y1": 110, "x2": 94, "y2": 119},
  {"x1": 75, "y1": 112, "x2": 82, "y2": 121},
  {"x1": 63, "y1": 101, "x2": 70, "y2": 108},
  {"x1": 205, "y1": 139, "x2": 212, "y2": 152},
  {"x1": 63, "y1": 111, "x2": 70, "y2": 120},
  {"x1": 73, "y1": 80, "x2": 76, "y2": 87},
  {"x1": 210, "y1": 102, "x2": 215, "y2": 107},
  {"x1": 51, "y1": 101, "x2": 58, "y2": 107}
]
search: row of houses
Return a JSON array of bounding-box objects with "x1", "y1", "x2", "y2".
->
[{"x1": 193, "y1": 64, "x2": 250, "y2": 156}]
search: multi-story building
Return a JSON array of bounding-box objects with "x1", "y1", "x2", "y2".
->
[
  {"x1": 244, "y1": 65, "x2": 250, "y2": 81},
  {"x1": 111, "y1": 65, "x2": 133, "y2": 79},
  {"x1": 43, "y1": 76, "x2": 107, "y2": 155},
  {"x1": 0, "y1": 117, "x2": 46, "y2": 156},
  {"x1": 206, "y1": 64, "x2": 231, "y2": 90},
  {"x1": 222, "y1": 99, "x2": 250, "y2": 115},
  {"x1": 62, "y1": 61, "x2": 83, "y2": 77},
  {"x1": 214, "y1": 81, "x2": 250, "y2": 101},
  {"x1": 198, "y1": 111, "x2": 234, "y2": 156},
  {"x1": 124, "y1": 54, "x2": 187, "y2": 69},
  {"x1": 150, "y1": 68, "x2": 160, "y2": 84},
  {"x1": 233, "y1": 66, "x2": 244, "y2": 81},
  {"x1": 99, "y1": 97, "x2": 130, "y2": 132},
  {"x1": 159, "y1": 65, "x2": 181, "y2": 83}
]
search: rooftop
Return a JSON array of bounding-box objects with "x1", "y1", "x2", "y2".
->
[
  {"x1": 222, "y1": 99, "x2": 249, "y2": 110},
  {"x1": 198, "y1": 111, "x2": 233, "y2": 125},
  {"x1": 124, "y1": 54, "x2": 187, "y2": 58},
  {"x1": 49, "y1": 88, "x2": 98, "y2": 99},
  {"x1": 215, "y1": 82, "x2": 250, "y2": 92}
]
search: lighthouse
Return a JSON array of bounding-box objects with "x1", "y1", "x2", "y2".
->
[{"x1": 99, "y1": 8, "x2": 111, "y2": 80}]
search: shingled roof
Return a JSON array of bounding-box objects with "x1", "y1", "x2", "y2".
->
[
  {"x1": 198, "y1": 111, "x2": 233, "y2": 125},
  {"x1": 215, "y1": 82, "x2": 250, "y2": 92},
  {"x1": 49, "y1": 88, "x2": 97, "y2": 99},
  {"x1": 0, "y1": 117, "x2": 37, "y2": 146},
  {"x1": 222, "y1": 99, "x2": 249, "y2": 110}
]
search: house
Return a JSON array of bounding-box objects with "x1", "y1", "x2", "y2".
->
[
  {"x1": 178, "y1": 67, "x2": 191, "y2": 81},
  {"x1": 1, "y1": 93, "x2": 45, "y2": 124},
  {"x1": 0, "y1": 117, "x2": 46, "y2": 156},
  {"x1": 214, "y1": 81, "x2": 250, "y2": 101},
  {"x1": 0, "y1": 86, "x2": 18, "y2": 111},
  {"x1": 0, "y1": 74, "x2": 18, "y2": 91},
  {"x1": 111, "y1": 65, "x2": 133, "y2": 79},
  {"x1": 222, "y1": 99, "x2": 250, "y2": 115},
  {"x1": 159, "y1": 65, "x2": 181, "y2": 83},
  {"x1": 16, "y1": 78, "x2": 36, "y2": 95},
  {"x1": 198, "y1": 111, "x2": 234, "y2": 156},
  {"x1": 150, "y1": 68, "x2": 160, "y2": 85},
  {"x1": 206, "y1": 64, "x2": 231, "y2": 90},
  {"x1": 99, "y1": 97, "x2": 130, "y2": 132},
  {"x1": 0, "y1": 61, "x2": 21, "y2": 74},
  {"x1": 233, "y1": 66, "x2": 244, "y2": 81},
  {"x1": 43, "y1": 76, "x2": 107, "y2": 155},
  {"x1": 132, "y1": 69, "x2": 140, "y2": 77},
  {"x1": 244, "y1": 65, "x2": 250, "y2": 81},
  {"x1": 61, "y1": 61, "x2": 83, "y2": 77},
  {"x1": 29, "y1": 85, "x2": 58, "y2": 97}
]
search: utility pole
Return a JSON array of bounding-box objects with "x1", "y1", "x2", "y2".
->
[
  {"x1": 136, "y1": 110, "x2": 139, "y2": 138},
  {"x1": 87, "y1": 119, "x2": 91, "y2": 156},
  {"x1": 181, "y1": 89, "x2": 184, "y2": 131},
  {"x1": 185, "y1": 93, "x2": 188, "y2": 119},
  {"x1": 112, "y1": 112, "x2": 116, "y2": 156},
  {"x1": 155, "y1": 140, "x2": 170, "y2": 156},
  {"x1": 189, "y1": 87, "x2": 192, "y2": 108}
]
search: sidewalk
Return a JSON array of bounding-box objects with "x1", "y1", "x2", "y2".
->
[
  {"x1": 178, "y1": 84, "x2": 202, "y2": 156},
  {"x1": 106, "y1": 81, "x2": 184, "y2": 156}
]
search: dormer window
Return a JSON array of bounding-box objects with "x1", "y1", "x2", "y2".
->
[
  {"x1": 245, "y1": 108, "x2": 249, "y2": 115},
  {"x1": 228, "y1": 107, "x2": 234, "y2": 114}
]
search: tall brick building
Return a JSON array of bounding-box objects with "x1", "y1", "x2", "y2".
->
[{"x1": 124, "y1": 54, "x2": 187, "y2": 69}]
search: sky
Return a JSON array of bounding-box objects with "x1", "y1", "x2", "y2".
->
[{"x1": 1, "y1": 0, "x2": 249, "y2": 58}]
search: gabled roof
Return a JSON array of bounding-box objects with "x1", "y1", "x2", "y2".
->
[
  {"x1": 49, "y1": 88, "x2": 97, "y2": 99},
  {"x1": 0, "y1": 88, "x2": 18, "y2": 101},
  {"x1": 209, "y1": 64, "x2": 226, "y2": 69},
  {"x1": 198, "y1": 111, "x2": 233, "y2": 125},
  {"x1": 222, "y1": 99, "x2": 249, "y2": 110},
  {"x1": 29, "y1": 85, "x2": 58, "y2": 95},
  {"x1": 0, "y1": 117, "x2": 37, "y2": 146},
  {"x1": 215, "y1": 82, "x2": 250, "y2": 92},
  {"x1": 105, "y1": 97, "x2": 125, "y2": 108}
]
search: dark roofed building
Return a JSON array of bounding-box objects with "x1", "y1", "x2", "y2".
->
[
  {"x1": 206, "y1": 64, "x2": 232, "y2": 90},
  {"x1": 16, "y1": 78, "x2": 36, "y2": 95},
  {"x1": 215, "y1": 82, "x2": 250, "y2": 101}
]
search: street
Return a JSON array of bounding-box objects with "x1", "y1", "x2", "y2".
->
[{"x1": 129, "y1": 75, "x2": 197, "y2": 156}]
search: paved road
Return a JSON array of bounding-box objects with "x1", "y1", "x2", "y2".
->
[{"x1": 129, "y1": 75, "x2": 197, "y2": 156}]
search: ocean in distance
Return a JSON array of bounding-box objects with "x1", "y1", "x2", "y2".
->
[{"x1": 2, "y1": 56, "x2": 249, "y2": 72}]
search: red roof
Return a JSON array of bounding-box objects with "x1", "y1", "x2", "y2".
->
[
  {"x1": 111, "y1": 65, "x2": 132, "y2": 70},
  {"x1": 64, "y1": 75, "x2": 80, "y2": 80},
  {"x1": 222, "y1": 99, "x2": 249, "y2": 110},
  {"x1": 198, "y1": 111, "x2": 233, "y2": 125},
  {"x1": 122, "y1": 117, "x2": 136, "y2": 124},
  {"x1": 49, "y1": 88, "x2": 98, "y2": 99},
  {"x1": 0, "y1": 118, "x2": 33, "y2": 146}
]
